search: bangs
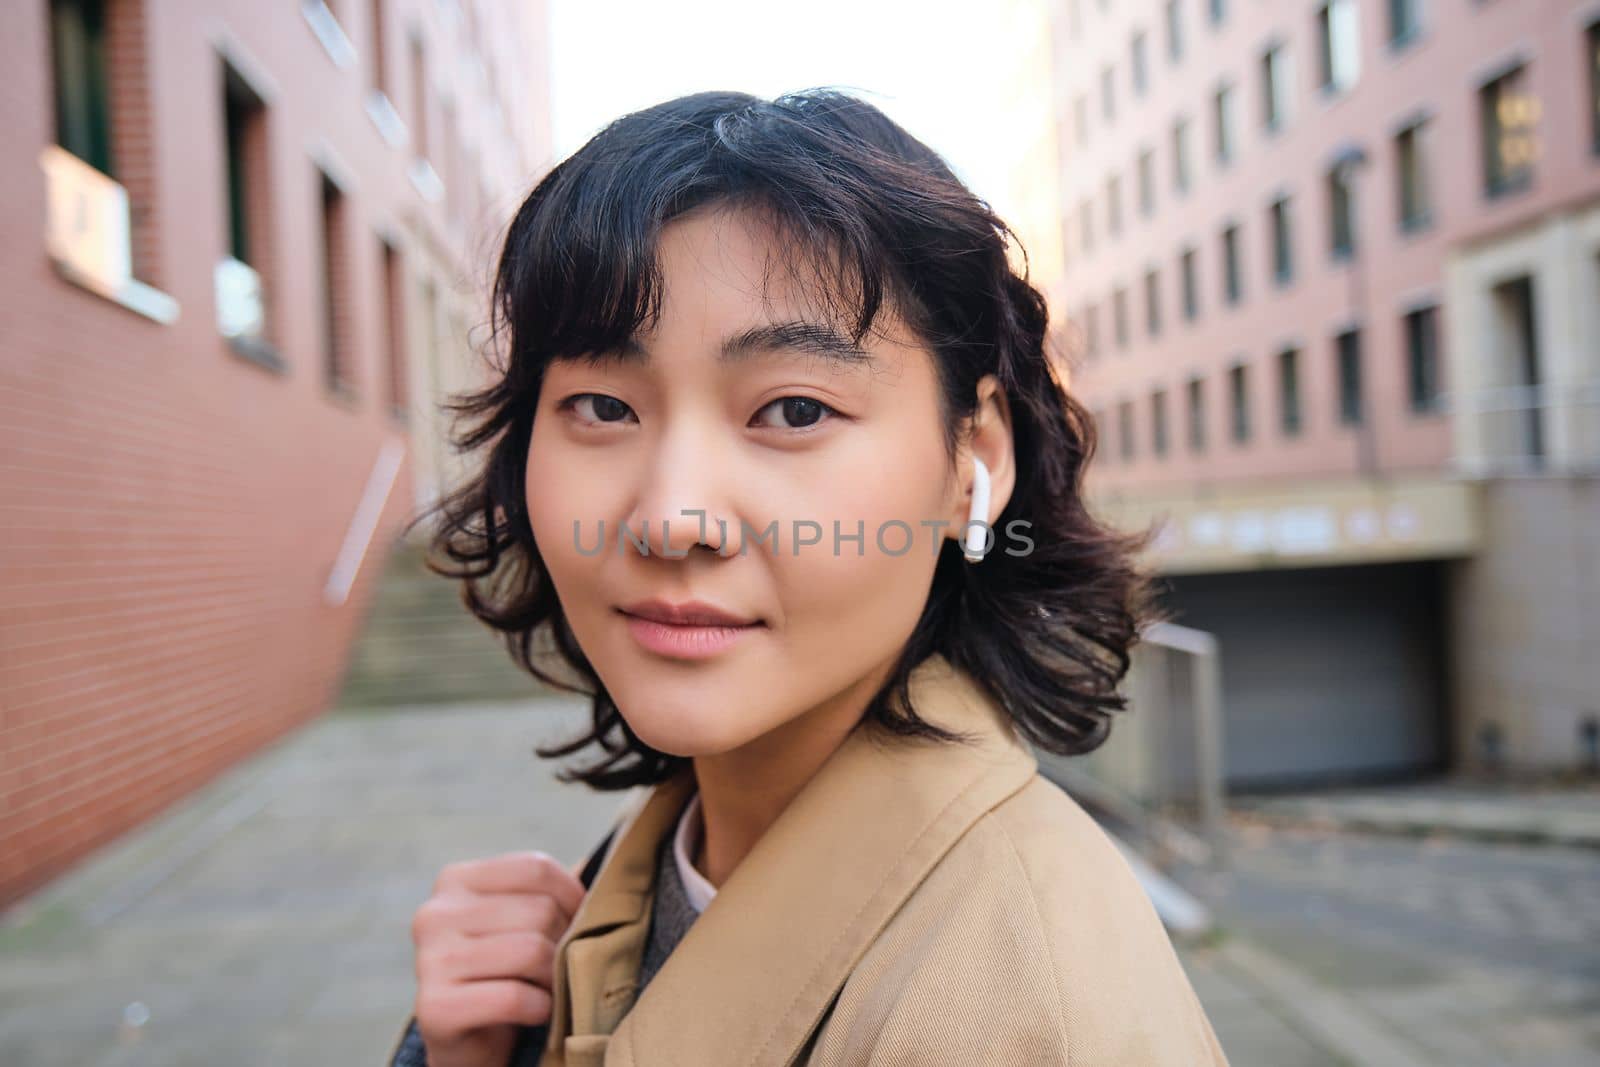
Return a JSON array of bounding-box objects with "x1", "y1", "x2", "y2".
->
[{"x1": 490, "y1": 90, "x2": 949, "y2": 373}]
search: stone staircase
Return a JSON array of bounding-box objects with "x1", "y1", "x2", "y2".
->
[{"x1": 334, "y1": 537, "x2": 549, "y2": 709}]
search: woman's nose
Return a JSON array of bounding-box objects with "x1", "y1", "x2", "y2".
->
[{"x1": 625, "y1": 446, "x2": 735, "y2": 558}]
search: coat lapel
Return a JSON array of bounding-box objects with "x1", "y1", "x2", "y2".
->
[{"x1": 545, "y1": 652, "x2": 1040, "y2": 1067}]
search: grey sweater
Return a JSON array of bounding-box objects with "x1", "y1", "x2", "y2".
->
[{"x1": 635, "y1": 824, "x2": 702, "y2": 997}]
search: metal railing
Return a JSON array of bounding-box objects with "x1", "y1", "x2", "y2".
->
[
  {"x1": 1033, "y1": 620, "x2": 1228, "y2": 871},
  {"x1": 1443, "y1": 380, "x2": 1600, "y2": 476}
]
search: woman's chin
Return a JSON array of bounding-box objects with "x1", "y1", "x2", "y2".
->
[{"x1": 616, "y1": 702, "x2": 761, "y2": 759}]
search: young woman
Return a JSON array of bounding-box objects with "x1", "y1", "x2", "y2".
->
[{"x1": 393, "y1": 89, "x2": 1230, "y2": 1067}]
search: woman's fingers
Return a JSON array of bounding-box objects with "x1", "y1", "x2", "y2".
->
[
  {"x1": 434, "y1": 850, "x2": 588, "y2": 920},
  {"x1": 420, "y1": 929, "x2": 560, "y2": 988}
]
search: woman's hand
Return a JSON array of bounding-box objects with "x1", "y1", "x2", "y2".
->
[{"x1": 409, "y1": 850, "x2": 588, "y2": 1067}]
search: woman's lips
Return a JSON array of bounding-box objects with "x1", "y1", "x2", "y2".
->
[{"x1": 619, "y1": 610, "x2": 764, "y2": 660}]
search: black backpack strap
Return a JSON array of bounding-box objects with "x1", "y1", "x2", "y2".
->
[{"x1": 387, "y1": 826, "x2": 622, "y2": 1067}]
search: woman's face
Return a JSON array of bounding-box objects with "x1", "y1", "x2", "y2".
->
[{"x1": 525, "y1": 204, "x2": 974, "y2": 759}]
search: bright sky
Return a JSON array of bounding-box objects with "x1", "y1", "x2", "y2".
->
[{"x1": 546, "y1": 0, "x2": 1029, "y2": 218}]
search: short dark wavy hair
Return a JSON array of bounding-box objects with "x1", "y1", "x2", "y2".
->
[{"x1": 407, "y1": 87, "x2": 1168, "y2": 791}]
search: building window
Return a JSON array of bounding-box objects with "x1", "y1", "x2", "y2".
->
[
  {"x1": 1137, "y1": 148, "x2": 1156, "y2": 217},
  {"x1": 1317, "y1": 0, "x2": 1361, "y2": 94},
  {"x1": 223, "y1": 67, "x2": 264, "y2": 267},
  {"x1": 1404, "y1": 305, "x2": 1441, "y2": 413},
  {"x1": 50, "y1": 0, "x2": 113, "y2": 175},
  {"x1": 410, "y1": 32, "x2": 430, "y2": 164},
  {"x1": 1270, "y1": 196, "x2": 1294, "y2": 286},
  {"x1": 1144, "y1": 267, "x2": 1162, "y2": 337},
  {"x1": 1106, "y1": 174, "x2": 1123, "y2": 237},
  {"x1": 1118, "y1": 398, "x2": 1136, "y2": 460},
  {"x1": 1213, "y1": 82, "x2": 1235, "y2": 165},
  {"x1": 443, "y1": 98, "x2": 462, "y2": 224},
  {"x1": 370, "y1": 0, "x2": 390, "y2": 97},
  {"x1": 1187, "y1": 376, "x2": 1206, "y2": 451},
  {"x1": 1278, "y1": 347, "x2": 1302, "y2": 435},
  {"x1": 1262, "y1": 43, "x2": 1291, "y2": 133},
  {"x1": 1589, "y1": 21, "x2": 1600, "y2": 154},
  {"x1": 1092, "y1": 407, "x2": 1109, "y2": 463},
  {"x1": 1172, "y1": 117, "x2": 1192, "y2": 193},
  {"x1": 48, "y1": 0, "x2": 165, "y2": 297},
  {"x1": 1388, "y1": 0, "x2": 1421, "y2": 48},
  {"x1": 1113, "y1": 286, "x2": 1130, "y2": 349},
  {"x1": 1166, "y1": 0, "x2": 1184, "y2": 62},
  {"x1": 1180, "y1": 245, "x2": 1199, "y2": 321},
  {"x1": 1221, "y1": 223, "x2": 1243, "y2": 306},
  {"x1": 1480, "y1": 65, "x2": 1537, "y2": 198},
  {"x1": 1395, "y1": 119, "x2": 1432, "y2": 232},
  {"x1": 1336, "y1": 327, "x2": 1363, "y2": 425},
  {"x1": 318, "y1": 170, "x2": 353, "y2": 394},
  {"x1": 1152, "y1": 388, "x2": 1170, "y2": 457},
  {"x1": 380, "y1": 237, "x2": 409, "y2": 416},
  {"x1": 1328, "y1": 164, "x2": 1355, "y2": 259},
  {"x1": 1209, "y1": 0, "x2": 1226, "y2": 28},
  {"x1": 218, "y1": 59, "x2": 274, "y2": 350},
  {"x1": 1131, "y1": 32, "x2": 1149, "y2": 97},
  {"x1": 1229, "y1": 362, "x2": 1250, "y2": 442},
  {"x1": 1079, "y1": 198, "x2": 1095, "y2": 253},
  {"x1": 1084, "y1": 302, "x2": 1101, "y2": 358},
  {"x1": 1074, "y1": 93, "x2": 1089, "y2": 148},
  {"x1": 1101, "y1": 65, "x2": 1116, "y2": 121}
]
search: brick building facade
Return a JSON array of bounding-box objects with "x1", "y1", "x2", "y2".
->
[
  {"x1": 1051, "y1": 0, "x2": 1600, "y2": 784},
  {"x1": 1, "y1": 0, "x2": 552, "y2": 908}
]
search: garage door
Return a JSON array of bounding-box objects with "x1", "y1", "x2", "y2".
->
[{"x1": 1161, "y1": 560, "x2": 1449, "y2": 789}]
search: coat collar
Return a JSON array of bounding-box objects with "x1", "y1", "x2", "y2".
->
[{"x1": 545, "y1": 652, "x2": 1040, "y2": 1067}]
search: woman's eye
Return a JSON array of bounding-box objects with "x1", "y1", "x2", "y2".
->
[
  {"x1": 564, "y1": 393, "x2": 636, "y2": 425},
  {"x1": 752, "y1": 396, "x2": 838, "y2": 431}
]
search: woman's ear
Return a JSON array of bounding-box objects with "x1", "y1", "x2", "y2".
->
[{"x1": 950, "y1": 374, "x2": 1017, "y2": 537}]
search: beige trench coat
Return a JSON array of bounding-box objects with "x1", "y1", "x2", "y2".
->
[{"x1": 542, "y1": 653, "x2": 1232, "y2": 1066}]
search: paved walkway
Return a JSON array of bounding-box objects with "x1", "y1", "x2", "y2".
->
[
  {"x1": 0, "y1": 699, "x2": 621, "y2": 1067},
  {"x1": 3, "y1": 697, "x2": 1523, "y2": 1067},
  {"x1": 1176, "y1": 818, "x2": 1600, "y2": 1067},
  {"x1": 1231, "y1": 778, "x2": 1600, "y2": 848}
]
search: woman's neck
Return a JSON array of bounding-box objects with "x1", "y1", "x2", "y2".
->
[{"x1": 688, "y1": 659, "x2": 895, "y2": 889}]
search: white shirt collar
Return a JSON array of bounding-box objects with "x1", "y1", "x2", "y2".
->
[{"x1": 672, "y1": 789, "x2": 718, "y2": 913}]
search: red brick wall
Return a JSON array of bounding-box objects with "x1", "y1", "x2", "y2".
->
[
  {"x1": 0, "y1": 0, "x2": 550, "y2": 909},
  {"x1": 107, "y1": 0, "x2": 161, "y2": 287}
]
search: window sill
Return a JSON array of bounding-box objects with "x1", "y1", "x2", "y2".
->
[
  {"x1": 366, "y1": 91, "x2": 409, "y2": 151},
  {"x1": 1485, "y1": 176, "x2": 1533, "y2": 202},
  {"x1": 1318, "y1": 81, "x2": 1356, "y2": 105},
  {"x1": 1386, "y1": 27, "x2": 1424, "y2": 56},
  {"x1": 51, "y1": 256, "x2": 180, "y2": 325},
  {"x1": 1399, "y1": 213, "x2": 1433, "y2": 238},
  {"x1": 327, "y1": 380, "x2": 362, "y2": 411},
  {"x1": 301, "y1": 0, "x2": 356, "y2": 70},
  {"x1": 408, "y1": 157, "x2": 445, "y2": 203},
  {"x1": 227, "y1": 333, "x2": 287, "y2": 374}
]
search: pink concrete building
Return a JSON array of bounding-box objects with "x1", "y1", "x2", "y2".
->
[
  {"x1": 1051, "y1": 0, "x2": 1600, "y2": 785},
  {"x1": 0, "y1": 0, "x2": 552, "y2": 908}
]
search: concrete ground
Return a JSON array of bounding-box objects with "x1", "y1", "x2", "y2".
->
[
  {"x1": 7, "y1": 696, "x2": 1571, "y2": 1067},
  {"x1": 1230, "y1": 779, "x2": 1600, "y2": 849},
  {"x1": 1177, "y1": 817, "x2": 1600, "y2": 1067}
]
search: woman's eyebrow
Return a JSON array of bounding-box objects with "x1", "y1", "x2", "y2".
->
[{"x1": 590, "y1": 320, "x2": 875, "y2": 370}]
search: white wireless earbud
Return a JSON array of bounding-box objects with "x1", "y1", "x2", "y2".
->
[{"x1": 962, "y1": 456, "x2": 991, "y2": 563}]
